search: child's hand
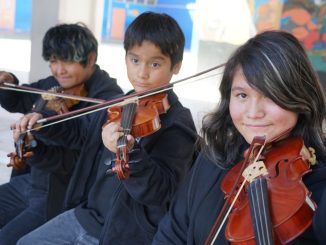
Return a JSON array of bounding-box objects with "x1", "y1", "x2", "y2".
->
[
  {"x1": 102, "y1": 122, "x2": 136, "y2": 153},
  {"x1": 102, "y1": 122, "x2": 123, "y2": 153},
  {"x1": 0, "y1": 71, "x2": 14, "y2": 85},
  {"x1": 11, "y1": 112, "x2": 43, "y2": 132}
]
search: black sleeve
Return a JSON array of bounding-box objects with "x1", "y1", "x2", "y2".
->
[
  {"x1": 33, "y1": 108, "x2": 104, "y2": 150},
  {"x1": 122, "y1": 122, "x2": 197, "y2": 206},
  {"x1": 152, "y1": 165, "x2": 192, "y2": 245},
  {"x1": 313, "y1": 187, "x2": 326, "y2": 243},
  {"x1": 0, "y1": 77, "x2": 56, "y2": 113},
  {"x1": 28, "y1": 140, "x2": 79, "y2": 174}
]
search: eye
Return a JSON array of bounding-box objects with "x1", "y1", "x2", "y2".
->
[
  {"x1": 238, "y1": 93, "x2": 247, "y2": 99},
  {"x1": 131, "y1": 57, "x2": 139, "y2": 64},
  {"x1": 150, "y1": 62, "x2": 161, "y2": 69},
  {"x1": 233, "y1": 92, "x2": 247, "y2": 100},
  {"x1": 49, "y1": 58, "x2": 57, "y2": 64}
]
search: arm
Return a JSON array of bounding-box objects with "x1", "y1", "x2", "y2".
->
[
  {"x1": 0, "y1": 72, "x2": 57, "y2": 113},
  {"x1": 124, "y1": 124, "x2": 196, "y2": 205},
  {"x1": 102, "y1": 114, "x2": 197, "y2": 206},
  {"x1": 152, "y1": 165, "x2": 192, "y2": 244},
  {"x1": 28, "y1": 139, "x2": 79, "y2": 174},
  {"x1": 11, "y1": 111, "x2": 90, "y2": 150},
  {"x1": 13, "y1": 72, "x2": 123, "y2": 149}
]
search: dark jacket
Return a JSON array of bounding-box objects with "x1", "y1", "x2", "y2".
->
[
  {"x1": 34, "y1": 89, "x2": 198, "y2": 244},
  {"x1": 98, "y1": 91, "x2": 198, "y2": 244},
  {"x1": 153, "y1": 152, "x2": 326, "y2": 245},
  {"x1": 0, "y1": 65, "x2": 123, "y2": 219}
]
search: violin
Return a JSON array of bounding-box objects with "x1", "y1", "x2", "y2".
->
[
  {"x1": 32, "y1": 83, "x2": 87, "y2": 114},
  {"x1": 206, "y1": 136, "x2": 317, "y2": 245},
  {"x1": 7, "y1": 83, "x2": 90, "y2": 170},
  {"x1": 103, "y1": 92, "x2": 170, "y2": 180},
  {"x1": 7, "y1": 132, "x2": 37, "y2": 171}
]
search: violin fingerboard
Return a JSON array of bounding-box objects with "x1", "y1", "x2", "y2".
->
[
  {"x1": 117, "y1": 102, "x2": 137, "y2": 148},
  {"x1": 248, "y1": 178, "x2": 274, "y2": 245}
]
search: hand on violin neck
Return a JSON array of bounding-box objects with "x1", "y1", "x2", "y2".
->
[
  {"x1": 11, "y1": 127, "x2": 22, "y2": 142},
  {"x1": 0, "y1": 71, "x2": 15, "y2": 85},
  {"x1": 11, "y1": 112, "x2": 43, "y2": 133},
  {"x1": 102, "y1": 121, "x2": 135, "y2": 153}
]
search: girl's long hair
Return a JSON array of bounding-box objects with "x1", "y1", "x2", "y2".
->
[{"x1": 201, "y1": 30, "x2": 326, "y2": 168}]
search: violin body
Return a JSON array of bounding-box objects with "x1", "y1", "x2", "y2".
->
[
  {"x1": 108, "y1": 104, "x2": 161, "y2": 138},
  {"x1": 33, "y1": 83, "x2": 87, "y2": 114},
  {"x1": 221, "y1": 137, "x2": 316, "y2": 244},
  {"x1": 105, "y1": 93, "x2": 170, "y2": 180}
]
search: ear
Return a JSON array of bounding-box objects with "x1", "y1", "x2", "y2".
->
[
  {"x1": 172, "y1": 62, "x2": 182, "y2": 75},
  {"x1": 87, "y1": 52, "x2": 97, "y2": 67}
]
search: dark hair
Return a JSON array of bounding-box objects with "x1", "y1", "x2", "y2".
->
[
  {"x1": 123, "y1": 11, "x2": 185, "y2": 68},
  {"x1": 42, "y1": 23, "x2": 98, "y2": 66},
  {"x1": 201, "y1": 30, "x2": 326, "y2": 168}
]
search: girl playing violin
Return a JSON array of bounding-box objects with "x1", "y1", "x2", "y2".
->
[
  {"x1": 153, "y1": 30, "x2": 326, "y2": 244},
  {"x1": 17, "y1": 12, "x2": 197, "y2": 245},
  {"x1": 0, "y1": 23, "x2": 122, "y2": 244}
]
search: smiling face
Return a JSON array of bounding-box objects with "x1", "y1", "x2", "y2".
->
[
  {"x1": 125, "y1": 41, "x2": 181, "y2": 93},
  {"x1": 229, "y1": 68, "x2": 298, "y2": 144},
  {"x1": 49, "y1": 54, "x2": 95, "y2": 89}
]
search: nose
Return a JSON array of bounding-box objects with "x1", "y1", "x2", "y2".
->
[
  {"x1": 55, "y1": 61, "x2": 67, "y2": 75},
  {"x1": 137, "y1": 64, "x2": 149, "y2": 79},
  {"x1": 246, "y1": 99, "x2": 265, "y2": 118}
]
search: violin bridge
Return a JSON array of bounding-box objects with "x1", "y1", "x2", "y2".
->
[{"x1": 242, "y1": 161, "x2": 268, "y2": 182}]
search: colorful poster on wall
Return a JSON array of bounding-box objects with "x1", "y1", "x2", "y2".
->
[
  {"x1": 0, "y1": 0, "x2": 15, "y2": 31},
  {"x1": 253, "y1": 0, "x2": 325, "y2": 83},
  {"x1": 0, "y1": 0, "x2": 31, "y2": 33},
  {"x1": 281, "y1": 0, "x2": 325, "y2": 74},
  {"x1": 102, "y1": 0, "x2": 195, "y2": 50}
]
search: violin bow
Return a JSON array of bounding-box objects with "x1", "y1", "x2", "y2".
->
[
  {"x1": 0, "y1": 82, "x2": 105, "y2": 104},
  {"x1": 23, "y1": 63, "x2": 225, "y2": 133}
]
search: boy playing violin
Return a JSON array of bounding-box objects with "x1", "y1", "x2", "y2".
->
[
  {"x1": 153, "y1": 30, "x2": 326, "y2": 244},
  {"x1": 0, "y1": 23, "x2": 122, "y2": 244},
  {"x1": 17, "y1": 12, "x2": 197, "y2": 244}
]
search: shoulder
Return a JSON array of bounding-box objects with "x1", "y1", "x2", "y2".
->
[
  {"x1": 85, "y1": 66, "x2": 123, "y2": 100},
  {"x1": 162, "y1": 91, "x2": 196, "y2": 131},
  {"x1": 303, "y1": 163, "x2": 326, "y2": 205},
  {"x1": 183, "y1": 152, "x2": 227, "y2": 210},
  {"x1": 304, "y1": 163, "x2": 326, "y2": 188},
  {"x1": 188, "y1": 153, "x2": 226, "y2": 194},
  {"x1": 29, "y1": 76, "x2": 59, "y2": 89},
  {"x1": 191, "y1": 153, "x2": 226, "y2": 181}
]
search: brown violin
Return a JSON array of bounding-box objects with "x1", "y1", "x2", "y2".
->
[
  {"x1": 206, "y1": 136, "x2": 317, "y2": 245},
  {"x1": 32, "y1": 83, "x2": 87, "y2": 114},
  {"x1": 7, "y1": 83, "x2": 91, "y2": 170},
  {"x1": 103, "y1": 92, "x2": 170, "y2": 180}
]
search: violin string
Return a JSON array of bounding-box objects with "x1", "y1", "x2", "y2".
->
[
  {"x1": 250, "y1": 179, "x2": 272, "y2": 245},
  {"x1": 135, "y1": 72, "x2": 223, "y2": 100},
  {"x1": 20, "y1": 65, "x2": 224, "y2": 133},
  {"x1": 173, "y1": 72, "x2": 223, "y2": 88},
  {"x1": 0, "y1": 83, "x2": 104, "y2": 104}
]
